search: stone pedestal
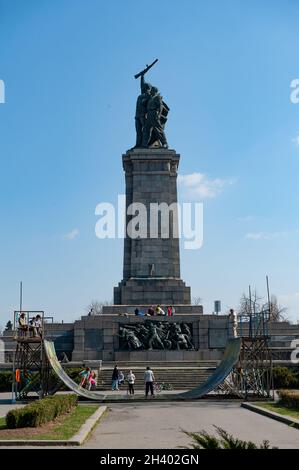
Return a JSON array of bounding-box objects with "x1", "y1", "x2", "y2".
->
[{"x1": 113, "y1": 148, "x2": 191, "y2": 306}]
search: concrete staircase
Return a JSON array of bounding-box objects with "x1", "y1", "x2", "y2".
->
[{"x1": 96, "y1": 360, "x2": 219, "y2": 391}]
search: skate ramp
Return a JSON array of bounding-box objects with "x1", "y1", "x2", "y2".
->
[
  {"x1": 177, "y1": 337, "x2": 241, "y2": 398},
  {"x1": 45, "y1": 338, "x2": 240, "y2": 400},
  {"x1": 44, "y1": 340, "x2": 106, "y2": 400}
]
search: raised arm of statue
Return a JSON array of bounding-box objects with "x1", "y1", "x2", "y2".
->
[{"x1": 140, "y1": 74, "x2": 145, "y2": 92}]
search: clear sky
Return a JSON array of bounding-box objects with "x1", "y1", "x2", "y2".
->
[{"x1": 1, "y1": 0, "x2": 299, "y2": 326}]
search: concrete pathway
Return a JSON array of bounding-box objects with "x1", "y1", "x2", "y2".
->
[
  {"x1": 0, "y1": 393, "x2": 25, "y2": 418},
  {"x1": 1, "y1": 393, "x2": 298, "y2": 449},
  {"x1": 82, "y1": 401, "x2": 299, "y2": 449}
]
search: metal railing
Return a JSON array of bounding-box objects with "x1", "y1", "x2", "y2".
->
[
  {"x1": 238, "y1": 309, "x2": 271, "y2": 339},
  {"x1": 13, "y1": 311, "x2": 53, "y2": 340}
]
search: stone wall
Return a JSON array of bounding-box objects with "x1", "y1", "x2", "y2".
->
[
  {"x1": 2, "y1": 317, "x2": 299, "y2": 364},
  {"x1": 71, "y1": 314, "x2": 229, "y2": 362}
]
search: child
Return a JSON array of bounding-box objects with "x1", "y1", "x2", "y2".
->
[
  {"x1": 126, "y1": 370, "x2": 136, "y2": 395},
  {"x1": 79, "y1": 367, "x2": 91, "y2": 388},
  {"x1": 87, "y1": 371, "x2": 97, "y2": 391},
  {"x1": 118, "y1": 370, "x2": 125, "y2": 388}
]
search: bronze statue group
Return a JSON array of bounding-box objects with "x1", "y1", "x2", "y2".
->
[{"x1": 133, "y1": 62, "x2": 169, "y2": 149}]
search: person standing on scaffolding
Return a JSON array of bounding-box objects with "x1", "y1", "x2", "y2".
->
[{"x1": 229, "y1": 308, "x2": 238, "y2": 338}]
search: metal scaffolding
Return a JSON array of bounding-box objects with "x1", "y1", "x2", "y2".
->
[
  {"x1": 221, "y1": 309, "x2": 274, "y2": 399},
  {"x1": 12, "y1": 311, "x2": 52, "y2": 401}
]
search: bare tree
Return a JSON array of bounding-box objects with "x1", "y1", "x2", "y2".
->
[
  {"x1": 192, "y1": 296, "x2": 202, "y2": 306},
  {"x1": 238, "y1": 290, "x2": 263, "y2": 315},
  {"x1": 262, "y1": 295, "x2": 287, "y2": 322},
  {"x1": 86, "y1": 300, "x2": 112, "y2": 316},
  {"x1": 238, "y1": 290, "x2": 287, "y2": 322}
]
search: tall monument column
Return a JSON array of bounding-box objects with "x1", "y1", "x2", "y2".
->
[
  {"x1": 100, "y1": 59, "x2": 203, "y2": 314},
  {"x1": 113, "y1": 147, "x2": 191, "y2": 306}
]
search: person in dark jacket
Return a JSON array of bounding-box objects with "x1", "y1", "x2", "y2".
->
[{"x1": 111, "y1": 365, "x2": 119, "y2": 391}]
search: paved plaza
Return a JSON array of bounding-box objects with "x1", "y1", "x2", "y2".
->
[
  {"x1": 1, "y1": 393, "x2": 298, "y2": 449},
  {"x1": 83, "y1": 401, "x2": 299, "y2": 449}
]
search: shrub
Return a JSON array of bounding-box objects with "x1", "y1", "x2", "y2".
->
[
  {"x1": 278, "y1": 390, "x2": 299, "y2": 409},
  {"x1": 0, "y1": 368, "x2": 82, "y2": 393},
  {"x1": 273, "y1": 367, "x2": 299, "y2": 389},
  {"x1": 47, "y1": 368, "x2": 82, "y2": 392},
  {"x1": 6, "y1": 394, "x2": 78, "y2": 428},
  {"x1": 0, "y1": 371, "x2": 13, "y2": 392},
  {"x1": 183, "y1": 426, "x2": 277, "y2": 449},
  {"x1": 61, "y1": 368, "x2": 82, "y2": 386}
]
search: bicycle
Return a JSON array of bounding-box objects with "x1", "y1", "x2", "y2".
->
[{"x1": 153, "y1": 382, "x2": 174, "y2": 393}]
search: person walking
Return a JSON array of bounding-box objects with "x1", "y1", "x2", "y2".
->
[
  {"x1": 111, "y1": 365, "x2": 119, "y2": 391},
  {"x1": 144, "y1": 366, "x2": 155, "y2": 398},
  {"x1": 126, "y1": 370, "x2": 136, "y2": 396},
  {"x1": 118, "y1": 370, "x2": 125, "y2": 388}
]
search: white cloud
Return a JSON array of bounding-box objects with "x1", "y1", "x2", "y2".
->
[
  {"x1": 245, "y1": 232, "x2": 264, "y2": 240},
  {"x1": 238, "y1": 215, "x2": 255, "y2": 222},
  {"x1": 63, "y1": 229, "x2": 79, "y2": 240},
  {"x1": 245, "y1": 229, "x2": 299, "y2": 241},
  {"x1": 178, "y1": 172, "x2": 235, "y2": 200},
  {"x1": 292, "y1": 135, "x2": 299, "y2": 146},
  {"x1": 245, "y1": 231, "x2": 287, "y2": 240}
]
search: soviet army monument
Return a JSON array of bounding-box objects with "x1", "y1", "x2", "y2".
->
[{"x1": 105, "y1": 60, "x2": 201, "y2": 312}]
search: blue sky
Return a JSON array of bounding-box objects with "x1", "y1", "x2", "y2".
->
[{"x1": 1, "y1": 0, "x2": 299, "y2": 326}]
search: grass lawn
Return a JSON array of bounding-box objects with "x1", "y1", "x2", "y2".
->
[
  {"x1": 0, "y1": 405, "x2": 99, "y2": 440},
  {"x1": 256, "y1": 402, "x2": 299, "y2": 420},
  {"x1": 0, "y1": 417, "x2": 6, "y2": 430}
]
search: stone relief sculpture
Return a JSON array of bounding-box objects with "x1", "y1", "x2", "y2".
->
[
  {"x1": 118, "y1": 320, "x2": 194, "y2": 351},
  {"x1": 119, "y1": 326, "x2": 143, "y2": 350}
]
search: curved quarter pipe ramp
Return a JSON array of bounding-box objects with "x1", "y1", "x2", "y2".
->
[
  {"x1": 177, "y1": 337, "x2": 241, "y2": 399},
  {"x1": 44, "y1": 339, "x2": 106, "y2": 400},
  {"x1": 44, "y1": 338, "x2": 240, "y2": 400}
]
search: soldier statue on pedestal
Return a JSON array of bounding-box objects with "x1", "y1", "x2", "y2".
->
[
  {"x1": 134, "y1": 75, "x2": 151, "y2": 148},
  {"x1": 133, "y1": 59, "x2": 169, "y2": 149}
]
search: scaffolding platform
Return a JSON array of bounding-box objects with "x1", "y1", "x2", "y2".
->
[{"x1": 12, "y1": 311, "x2": 53, "y2": 400}]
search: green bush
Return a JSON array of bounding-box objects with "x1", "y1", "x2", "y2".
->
[
  {"x1": 0, "y1": 371, "x2": 13, "y2": 392},
  {"x1": 183, "y1": 426, "x2": 277, "y2": 449},
  {"x1": 6, "y1": 394, "x2": 78, "y2": 428},
  {"x1": 0, "y1": 368, "x2": 82, "y2": 393},
  {"x1": 47, "y1": 368, "x2": 82, "y2": 392},
  {"x1": 278, "y1": 390, "x2": 299, "y2": 409},
  {"x1": 273, "y1": 367, "x2": 299, "y2": 389},
  {"x1": 61, "y1": 368, "x2": 82, "y2": 387}
]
